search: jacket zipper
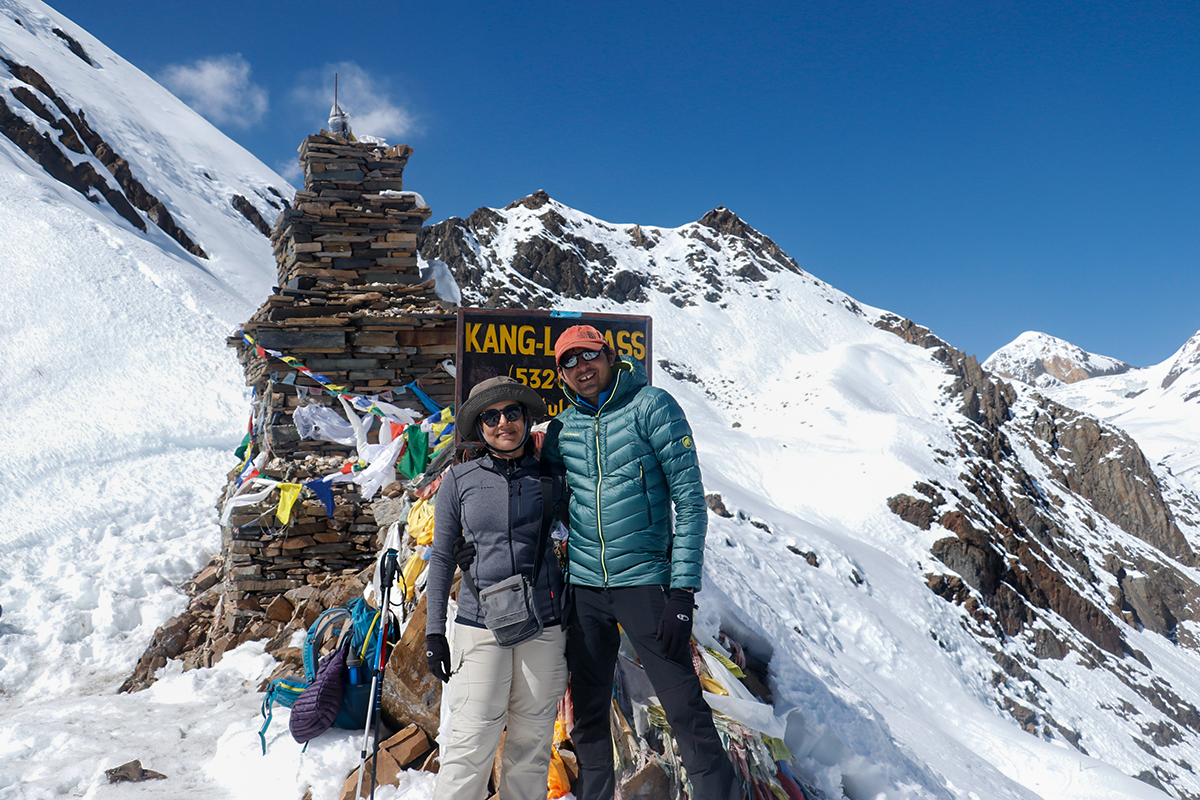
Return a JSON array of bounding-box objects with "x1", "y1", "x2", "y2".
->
[
  {"x1": 593, "y1": 369, "x2": 622, "y2": 587},
  {"x1": 508, "y1": 463, "x2": 518, "y2": 576},
  {"x1": 595, "y1": 415, "x2": 606, "y2": 585}
]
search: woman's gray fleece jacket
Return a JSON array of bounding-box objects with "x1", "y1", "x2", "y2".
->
[{"x1": 426, "y1": 451, "x2": 565, "y2": 638}]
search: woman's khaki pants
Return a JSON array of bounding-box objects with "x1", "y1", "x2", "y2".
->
[{"x1": 434, "y1": 623, "x2": 567, "y2": 800}]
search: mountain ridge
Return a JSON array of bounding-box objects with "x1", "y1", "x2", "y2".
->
[{"x1": 418, "y1": 192, "x2": 1200, "y2": 797}]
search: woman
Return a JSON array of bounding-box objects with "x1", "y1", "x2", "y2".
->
[{"x1": 424, "y1": 376, "x2": 567, "y2": 799}]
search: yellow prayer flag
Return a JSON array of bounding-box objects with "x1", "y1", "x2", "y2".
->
[
  {"x1": 276, "y1": 483, "x2": 303, "y2": 525},
  {"x1": 406, "y1": 498, "x2": 436, "y2": 546},
  {"x1": 400, "y1": 551, "x2": 426, "y2": 601}
]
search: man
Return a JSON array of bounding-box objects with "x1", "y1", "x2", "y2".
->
[{"x1": 542, "y1": 324, "x2": 739, "y2": 800}]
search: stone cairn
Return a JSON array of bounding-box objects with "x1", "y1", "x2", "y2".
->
[
  {"x1": 221, "y1": 134, "x2": 455, "y2": 632},
  {"x1": 120, "y1": 134, "x2": 456, "y2": 718}
]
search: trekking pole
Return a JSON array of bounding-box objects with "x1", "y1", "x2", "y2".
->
[{"x1": 354, "y1": 548, "x2": 399, "y2": 800}]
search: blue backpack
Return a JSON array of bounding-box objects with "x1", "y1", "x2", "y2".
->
[{"x1": 259, "y1": 598, "x2": 393, "y2": 753}]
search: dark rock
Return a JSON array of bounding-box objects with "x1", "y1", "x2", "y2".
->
[
  {"x1": 735, "y1": 262, "x2": 767, "y2": 281},
  {"x1": 618, "y1": 759, "x2": 671, "y2": 799},
  {"x1": 1134, "y1": 769, "x2": 1169, "y2": 793},
  {"x1": 603, "y1": 270, "x2": 647, "y2": 302},
  {"x1": 627, "y1": 224, "x2": 656, "y2": 249},
  {"x1": 1030, "y1": 399, "x2": 1194, "y2": 567},
  {"x1": 105, "y1": 760, "x2": 166, "y2": 783},
  {"x1": 52, "y1": 28, "x2": 95, "y2": 66},
  {"x1": 1121, "y1": 575, "x2": 1178, "y2": 638},
  {"x1": 887, "y1": 494, "x2": 936, "y2": 530},
  {"x1": 1143, "y1": 721, "x2": 1184, "y2": 748},
  {"x1": 658, "y1": 359, "x2": 701, "y2": 385},
  {"x1": 505, "y1": 189, "x2": 551, "y2": 210},
  {"x1": 705, "y1": 493, "x2": 732, "y2": 518},
  {"x1": 381, "y1": 593, "x2": 442, "y2": 736},
  {"x1": 2, "y1": 59, "x2": 208, "y2": 257},
  {"x1": 787, "y1": 546, "x2": 820, "y2": 567},
  {"x1": 9, "y1": 86, "x2": 55, "y2": 123},
  {"x1": 264, "y1": 595, "x2": 294, "y2": 622},
  {"x1": 697, "y1": 207, "x2": 803, "y2": 275},
  {"x1": 932, "y1": 512, "x2": 1002, "y2": 596},
  {"x1": 913, "y1": 482, "x2": 946, "y2": 505},
  {"x1": 232, "y1": 195, "x2": 272, "y2": 237},
  {"x1": 0, "y1": 91, "x2": 143, "y2": 230},
  {"x1": 119, "y1": 612, "x2": 199, "y2": 693},
  {"x1": 1032, "y1": 627, "x2": 1069, "y2": 660},
  {"x1": 1002, "y1": 698, "x2": 1039, "y2": 734}
]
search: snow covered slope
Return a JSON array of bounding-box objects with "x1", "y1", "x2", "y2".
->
[
  {"x1": 419, "y1": 194, "x2": 1200, "y2": 799},
  {"x1": 3, "y1": 0, "x2": 1200, "y2": 795},
  {"x1": 0, "y1": 0, "x2": 291, "y2": 793},
  {"x1": 0, "y1": 0, "x2": 292, "y2": 550},
  {"x1": 984, "y1": 330, "x2": 1133, "y2": 388}
]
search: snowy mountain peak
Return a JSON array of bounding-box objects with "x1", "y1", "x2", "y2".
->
[
  {"x1": 420, "y1": 193, "x2": 833, "y2": 316},
  {"x1": 984, "y1": 330, "x2": 1133, "y2": 388},
  {"x1": 1162, "y1": 329, "x2": 1200, "y2": 391}
]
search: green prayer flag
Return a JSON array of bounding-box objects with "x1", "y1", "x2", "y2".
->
[{"x1": 396, "y1": 426, "x2": 429, "y2": 479}]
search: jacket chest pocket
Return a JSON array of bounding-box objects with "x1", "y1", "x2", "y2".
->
[{"x1": 638, "y1": 461, "x2": 652, "y2": 520}]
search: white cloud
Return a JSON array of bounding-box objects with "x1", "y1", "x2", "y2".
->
[
  {"x1": 291, "y1": 62, "x2": 417, "y2": 142},
  {"x1": 274, "y1": 159, "x2": 302, "y2": 187},
  {"x1": 159, "y1": 54, "x2": 268, "y2": 128}
]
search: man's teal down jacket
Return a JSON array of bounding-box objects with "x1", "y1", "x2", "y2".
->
[{"x1": 542, "y1": 358, "x2": 707, "y2": 590}]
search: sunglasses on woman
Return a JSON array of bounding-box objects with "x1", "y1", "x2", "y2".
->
[
  {"x1": 559, "y1": 350, "x2": 603, "y2": 369},
  {"x1": 479, "y1": 404, "x2": 525, "y2": 427}
]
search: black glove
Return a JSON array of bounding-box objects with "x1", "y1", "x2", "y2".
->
[
  {"x1": 425, "y1": 633, "x2": 451, "y2": 682},
  {"x1": 451, "y1": 537, "x2": 476, "y2": 573},
  {"x1": 656, "y1": 589, "x2": 695, "y2": 661}
]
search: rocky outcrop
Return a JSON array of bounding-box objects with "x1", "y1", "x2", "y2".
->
[
  {"x1": 0, "y1": 86, "x2": 144, "y2": 230},
  {"x1": 52, "y1": 28, "x2": 95, "y2": 66},
  {"x1": 2, "y1": 58, "x2": 209, "y2": 257},
  {"x1": 872, "y1": 316, "x2": 1200, "y2": 793},
  {"x1": 381, "y1": 591, "x2": 443, "y2": 735},
  {"x1": 698, "y1": 207, "x2": 802, "y2": 275},
  {"x1": 416, "y1": 194, "x2": 801, "y2": 310},
  {"x1": 232, "y1": 194, "x2": 271, "y2": 237},
  {"x1": 1028, "y1": 399, "x2": 1194, "y2": 566},
  {"x1": 886, "y1": 494, "x2": 935, "y2": 530},
  {"x1": 878, "y1": 315, "x2": 1200, "y2": 742}
]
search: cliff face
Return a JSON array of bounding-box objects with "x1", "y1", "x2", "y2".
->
[
  {"x1": 879, "y1": 315, "x2": 1200, "y2": 785},
  {"x1": 417, "y1": 193, "x2": 805, "y2": 310},
  {"x1": 0, "y1": 57, "x2": 279, "y2": 259}
]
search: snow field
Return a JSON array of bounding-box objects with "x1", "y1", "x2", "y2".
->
[{"x1": 1, "y1": 14, "x2": 1193, "y2": 791}]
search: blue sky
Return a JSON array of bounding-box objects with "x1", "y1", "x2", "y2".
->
[{"x1": 50, "y1": 0, "x2": 1199, "y2": 366}]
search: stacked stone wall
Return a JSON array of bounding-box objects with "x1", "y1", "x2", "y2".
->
[
  {"x1": 121, "y1": 134, "x2": 458, "y2": 690},
  {"x1": 218, "y1": 134, "x2": 457, "y2": 634}
]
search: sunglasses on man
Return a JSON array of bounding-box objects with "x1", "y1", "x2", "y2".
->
[
  {"x1": 559, "y1": 350, "x2": 603, "y2": 370},
  {"x1": 479, "y1": 404, "x2": 525, "y2": 428}
]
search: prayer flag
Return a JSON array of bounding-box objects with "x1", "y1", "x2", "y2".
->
[
  {"x1": 276, "y1": 483, "x2": 302, "y2": 525},
  {"x1": 304, "y1": 478, "x2": 335, "y2": 518}
]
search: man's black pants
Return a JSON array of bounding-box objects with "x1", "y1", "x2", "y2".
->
[{"x1": 567, "y1": 585, "x2": 739, "y2": 800}]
